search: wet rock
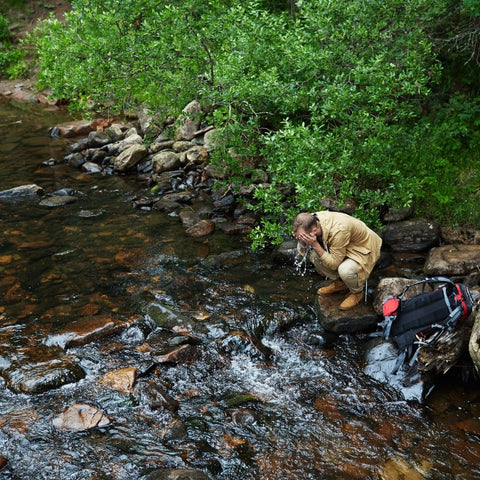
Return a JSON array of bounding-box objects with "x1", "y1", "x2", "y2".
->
[
  {"x1": 70, "y1": 137, "x2": 89, "y2": 152},
  {"x1": 50, "y1": 120, "x2": 96, "y2": 138},
  {"x1": 82, "y1": 161, "x2": 102, "y2": 173},
  {"x1": 113, "y1": 144, "x2": 148, "y2": 172},
  {"x1": 143, "y1": 469, "x2": 211, "y2": 480},
  {"x1": 3, "y1": 355, "x2": 86, "y2": 394},
  {"x1": 140, "y1": 382, "x2": 179, "y2": 412},
  {"x1": 153, "y1": 198, "x2": 183, "y2": 213},
  {"x1": 217, "y1": 222, "x2": 252, "y2": 235},
  {"x1": 0, "y1": 456, "x2": 7, "y2": 470},
  {"x1": 185, "y1": 219, "x2": 215, "y2": 238},
  {"x1": 65, "y1": 152, "x2": 85, "y2": 167},
  {"x1": 98, "y1": 366, "x2": 137, "y2": 393},
  {"x1": 221, "y1": 330, "x2": 271, "y2": 361},
  {"x1": 176, "y1": 100, "x2": 203, "y2": 141},
  {"x1": 0, "y1": 407, "x2": 41, "y2": 434},
  {"x1": 424, "y1": 244, "x2": 480, "y2": 277},
  {"x1": 179, "y1": 208, "x2": 199, "y2": 229},
  {"x1": 39, "y1": 195, "x2": 77, "y2": 207},
  {"x1": 163, "y1": 418, "x2": 188, "y2": 442},
  {"x1": 52, "y1": 403, "x2": 111, "y2": 432},
  {"x1": 0, "y1": 184, "x2": 43, "y2": 199},
  {"x1": 272, "y1": 239, "x2": 298, "y2": 265},
  {"x1": 50, "y1": 315, "x2": 126, "y2": 347},
  {"x1": 162, "y1": 192, "x2": 195, "y2": 204},
  {"x1": 377, "y1": 456, "x2": 429, "y2": 480},
  {"x1": 146, "y1": 303, "x2": 191, "y2": 329},
  {"x1": 152, "y1": 151, "x2": 181, "y2": 173},
  {"x1": 154, "y1": 344, "x2": 198, "y2": 365},
  {"x1": 315, "y1": 294, "x2": 378, "y2": 333},
  {"x1": 382, "y1": 219, "x2": 440, "y2": 252}
]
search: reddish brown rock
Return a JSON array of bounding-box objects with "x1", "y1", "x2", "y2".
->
[
  {"x1": 185, "y1": 219, "x2": 215, "y2": 237},
  {"x1": 53, "y1": 403, "x2": 111, "y2": 432},
  {"x1": 98, "y1": 367, "x2": 137, "y2": 393}
]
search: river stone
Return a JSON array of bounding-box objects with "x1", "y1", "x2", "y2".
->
[
  {"x1": 0, "y1": 407, "x2": 41, "y2": 434},
  {"x1": 152, "y1": 151, "x2": 181, "y2": 173},
  {"x1": 152, "y1": 199, "x2": 183, "y2": 213},
  {"x1": 49, "y1": 315, "x2": 126, "y2": 347},
  {"x1": 179, "y1": 208, "x2": 200, "y2": 229},
  {"x1": 0, "y1": 184, "x2": 43, "y2": 198},
  {"x1": 185, "y1": 219, "x2": 215, "y2": 237},
  {"x1": 163, "y1": 418, "x2": 188, "y2": 442},
  {"x1": 175, "y1": 100, "x2": 203, "y2": 141},
  {"x1": 50, "y1": 120, "x2": 95, "y2": 138},
  {"x1": 0, "y1": 456, "x2": 7, "y2": 470},
  {"x1": 52, "y1": 403, "x2": 111, "y2": 432},
  {"x1": 154, "y1": 344, "x2": 198, "y2": 364},
  {"x1": 87, "y1": 130, "x2": 111, "y2": 148},
  {"x1": 272, "y1": 239, "x2": 299, "y2": 265},
  {"x1": 113, "y1": 144, "x2": 148, "y2": 172},
  {"x1": 440, "y1": 226, "x2": 480, "y2": 245},
  {"x1": 82, "y1": 161, "x2": 102, "y2": 173},
  {"x1": 382, "y1": 219, "x2": 440, "y2": 252},
  {"x1": 185, "y1": 146, "x2": 209, "y2": 165},
  {"x1": 150, "y1": 140, "x2": 175, "y2": 153},
  {"x1": 162, "y1": 192, "x2": 195, "y2": 204},
  {"x1": 98, "y1": 366, "x2": 137, "y2": 393},
  {"x1": 144, "y1": 469, "x2": 211, "y2": 480},
  {"x1": 468, "y1": 310, "x2": 480, "y2": 371},
  {"x1": 424, "y1": 245, "x2": 480, "y2": 277},
  {"x1": 65, "y1": 152, "x2": 85, "y2": 168},
  {"x1": 140, "y1": 382, "x2": 179, "y2": 412},
  {"x1": 39, "y1": 195, "x2": 77, "y2": 207},
  {"x1": 3, "y1": 356, "x2": 86, "y2": 394},
  {"x1": 315, "y1": 293, "x2": 378, "y2": 333},
  {"x1": 172, "y1": 140, "x2": 194, "y2": 152},
  {"x1": 106, "y1": 133, "x2": 144, "y2": 155}
]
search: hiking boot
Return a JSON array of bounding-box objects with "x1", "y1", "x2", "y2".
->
[
  {"x1": 339, "y1": 292, "x2": 364, "y2": 310},
  {"x1": 317, "y1": 280, "x2": 348, "y2": 295}
]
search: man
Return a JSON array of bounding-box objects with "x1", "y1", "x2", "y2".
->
[{"x1": 292, "y1": 211, "x2": 382, "y2": 310}]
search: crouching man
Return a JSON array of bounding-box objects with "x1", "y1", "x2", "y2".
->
[{"x1": 292, "y1": 211, "x2": 382, "y2": 310}]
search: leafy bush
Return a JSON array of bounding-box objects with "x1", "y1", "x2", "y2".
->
[{"x1": 31, "y1": 0, "x2": 480, "y2": 248}]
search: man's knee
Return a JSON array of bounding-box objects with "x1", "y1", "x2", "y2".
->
[{"x1": 338, "y1": 260, "x2": 361, "y2": 291}]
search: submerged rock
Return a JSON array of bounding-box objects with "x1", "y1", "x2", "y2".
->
[
  {"x1": 98, "y1": 366, "x2": 137, "y2": 393},
  {"x1": 52, "y1": 403, "x2": 111, "y2": 432},
  {"x1": 143, "y1": 469, "x2": 211, "y2": 480},
  {"x1": 3, "y1": 355, "x2": 86, "y2": 394},
  {"x1": 39, "y1": 195, "x2": 77, "y2": 207}
]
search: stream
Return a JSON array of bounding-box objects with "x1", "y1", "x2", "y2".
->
[{"x1": 1, "y1": 97, "x2": 480, "y2": 479}]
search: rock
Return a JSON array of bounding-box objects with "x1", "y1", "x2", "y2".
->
[
  {"x1": 39, "y1": 195, "x2": 77, "y2": 207},
  {"x1": 98, "y1": 366, "x2": 137, "y2": 393},
  {"x1": 173, "y1": 140, "x2": 194, "y2": 152},
  {"x1": 140, "y1": 382, "x2": 179, "y2": 412},
  {"x1": 48, "y1": 315, "x2": 126, "y2": 348},
  {"x1": 143, "y1": 469, "x2": 211, "y2": 480},
  {"x1": 50, "y1": 120, "x2": 95, "y2": 138},
  {"x1": 152, "y1": 199, "x2": 183, "y2": 213},
  {"x1": 0, "y1": 184, "x2": 43, "y2": 199},
  {"x1": 175, "y1": 100, "x2": 203, "y2": 141},
  {"x1": 162, "y1": 192, "x2": 195, "y2": 204},
  {"x1": 3, "y1": 356, "x2": 86, "y2": 394},
  {"x1": 106, "y1": 132, "x2": 144, "y2": 155},
  {"x1": 217, "y1": 222, "x2": 252, "y2": 235},
  {"x1": 150, "y1": 140, "x2": 175, "y2": 153},
  {"x1": 372, "y1": 277, "x2": 428, "y2": 315},
  {"x1": 440, "y1": 226, "x2": 480, "y2": 245},
  {"x1": 137, "y1": 108, "x2": 162, "y2": 137},
  {"x1": 163, "y1": 418, "x2": 188, "y2": 442},
  {"x1": 179, "y1": 208, "x2": 200, "y2": 229},
  {"x1": 87, "y1": 130, "x2": 111, "y2": 148},
  {"x1": 382, "y1": 219, "x2": 440, "y2": 252},
  {"x1": 0, "y1": 456, "x2": 7, "y2": 470},
  {"x1": 185, "y1": 219, "x2": 215, "y2": 237},
  {"x1": 469, "y1": 310, "x2": 480, "y2": 371},
  {"x1": 185, "y1": 146, "x2": 209, "y2": 165},
  {"x1": 65, "y1": 152, "x2": 85, "y2": 168},
  {"x1": 52, "y1": 403, "x2": 111, "y2": 432},
  {"x1": 382, "y1": 206, "x2": 413, "y2": 222},
  {"x1": 202, "y1": 164, "x2": 226, "y2": 180},
  {"x1": 377, "y1": 456, "x2": 429, "y2": 480},
  {"x1": 154, "y1": 344, "x2": 198, "y2": 364},
  {"x1": 203, "y1": 128, "x2": 219, "y2": 152},
  {"x1": 82, "y1": 161, "x2": 102, "y2": 173},
  {"x1": 424, "y1": 244, "x2": 480, "y2": 277},
  {"x1": 152, "y1": 151, "x2": 181, "y2": 173},
  {"x1": 320, "y1": 196, "x2": 358, "y2": 215},
  {"x1": 272, "y1": 239, "x2": 299, "y2": 265},
  {"x1": 113, "y1": 144, "x2": 148, "y2": 172},
  {"x1": 315, "y1": 293, "x2": 378, "y2": 333}
]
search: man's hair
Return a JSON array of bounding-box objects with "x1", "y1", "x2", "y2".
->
[{"x1": 292, "y1": 212, "x2": 319, "y2": 233}]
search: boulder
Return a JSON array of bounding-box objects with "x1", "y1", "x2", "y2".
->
[
  {"x1": 175, "y1": 100, "x2": 203, "y2": 141},
  {"x1": 52, "y1": 403, "x2": 111, "y2": 432},
  {"x1": 382, "y1": 219, "x2": 440, "y2": 252},
  {"x1": 184, "y1": 146, "x2": 209, "y2": 165},
  {"x1": 424, "y1": 245, "x2": 480, "y2": 277},
  {"x1": 152, "y1": 151, "x2": 181, "y2": 173},
  {"x1": 50, "y1": 120, "x2": 95, "y2": 138},
  {"x1": 185, "y1": 219, "x2": 215, "y2": 237},
  {"x1": 113, "y1": 144, "x2": 148, "y2": 172},
  {"x1": 315, "y1": 293, "x2": 378, "y2": 333}
]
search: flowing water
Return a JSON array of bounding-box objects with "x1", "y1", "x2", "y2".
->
[{"x1": 1, "y1": 97, "x2": 480, "y2": 479}]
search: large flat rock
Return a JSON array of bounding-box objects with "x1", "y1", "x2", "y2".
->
[
  {"x1": 424, "y1": 244, "x2": 480, "y2": 276},
  {"x1": 315, "y1": 294, "x2": 379, "y2": 333}
]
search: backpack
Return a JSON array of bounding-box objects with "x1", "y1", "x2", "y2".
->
[{"x1": 380, "y1": 276, "x2": 474, "y2": 370}]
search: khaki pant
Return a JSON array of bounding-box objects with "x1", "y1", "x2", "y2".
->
[{"x1": 310, "y1": 255, "x2": 363, "y2": 293}]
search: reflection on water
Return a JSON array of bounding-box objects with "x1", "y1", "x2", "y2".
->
[{"x1": 0, "y1": 97, "x2": 480, "y2": 479}]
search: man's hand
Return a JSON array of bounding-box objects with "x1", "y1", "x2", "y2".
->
[{"x1": 295, "y1": 230, "x2": 318, "y2": 247}]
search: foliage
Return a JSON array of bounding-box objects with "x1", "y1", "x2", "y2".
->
[
  {"x1": 31, "y1": 0, "x2": 480, "y2": 248},
  {"x1": 0, "y1": 13, "x2": 28, "y2": 79}
]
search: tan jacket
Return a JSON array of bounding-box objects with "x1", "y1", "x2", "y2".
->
[{"x1": 311, "y1": 211, "x2": 382, "y2": 282}]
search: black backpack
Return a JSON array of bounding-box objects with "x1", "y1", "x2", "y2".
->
[{"x1": 380, "y1": 277, "x2": 474, "y2": 368}]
